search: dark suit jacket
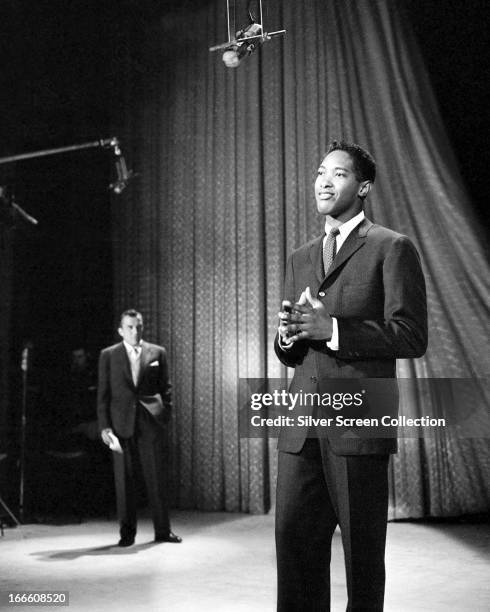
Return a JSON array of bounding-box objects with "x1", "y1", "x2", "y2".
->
[
  {"x1": 97, "y1": 341, "x2": 172, "y2": 439},
  {"x1": 275, "y1": 217, "x2": 427, "y2": 455}
]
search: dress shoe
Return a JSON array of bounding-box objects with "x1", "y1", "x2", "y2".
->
[
  {"x1": 118, "y1": 536, "x2": 135, "y2": 547},
  {"x1": 154, "y1": 531, "x2": 182, "y2": 543}
]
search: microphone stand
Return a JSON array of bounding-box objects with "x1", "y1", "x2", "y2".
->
[{"x1": 18, "y1": 344, "x2": 31, "y2": 523}]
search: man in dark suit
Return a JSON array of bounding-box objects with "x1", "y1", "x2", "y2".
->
[
  {"x1": 275, "y1": 141, "x2": 427, "y2": 610},
  {"x1": 97, "y1": 309, "x2": 181, "y2": 547}
]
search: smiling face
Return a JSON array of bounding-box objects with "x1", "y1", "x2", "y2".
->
[{"x1": 314, "y1": 150, "x2": 371, "y2": 224}]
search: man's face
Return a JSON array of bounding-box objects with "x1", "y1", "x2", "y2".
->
[
  {"x1": 71, "y1": 348, "x2": 88, "y2": 371},
  {"x1": 314, "y1": 150, "x2": 370, "y2": 223},
  {"x1": 118, "y1": 315, "x2": 143, "y2": 346}
]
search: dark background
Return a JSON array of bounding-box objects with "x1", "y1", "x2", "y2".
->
[{"x1": 0, "y1": 0, "x2": 488, "y2": 516}]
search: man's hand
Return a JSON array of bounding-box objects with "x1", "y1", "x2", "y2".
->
[
  {"x1": 278, "y1": 293, "x2": 306, "y2": 347},
  {"x1": 283, "y1": 287, "x2": 333, "y2": 343},
  {"x1": 101, "y1": 428, "x2": 114, "y2": 446}
]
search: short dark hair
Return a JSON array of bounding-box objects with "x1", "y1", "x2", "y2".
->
[
  {"x1": 120, "y1": 309, "x2": 143, "y2": 324},
  {"x1": 326, "y1": 140, "x2": 376, "y2": 183}
]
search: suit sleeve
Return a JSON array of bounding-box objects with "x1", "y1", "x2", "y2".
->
[
  {"x1": 335, "y1": 236, "x2": 428, "y2": 359},
  {"x1": 159, "y1": 348, "x2": 173, "y2": 416},
  {"x1": 97, "y1": 349, "x2": 112, "y2": 431},
  {"x1": 274, "y1": 254, "x2": 309, "y2": 368}
]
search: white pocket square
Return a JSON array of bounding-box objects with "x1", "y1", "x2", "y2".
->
[{"x1": 149, "y1": 361, "x2": 159, "y2": 366}]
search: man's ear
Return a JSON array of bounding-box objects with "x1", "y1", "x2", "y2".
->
[
  {"x1": 118, "y1": 327, "x2": 123, "y2": 338},
  {"x1": 358, "y1": 181, "x2": 372, "y2": 198}
]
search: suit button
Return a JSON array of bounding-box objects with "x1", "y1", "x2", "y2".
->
[
  {"x1": 310, "y1": 376, "x2": 318, "y2": 383},
  {"x1": 318, "y1": 291, "x2": 325, "y2": 297}
]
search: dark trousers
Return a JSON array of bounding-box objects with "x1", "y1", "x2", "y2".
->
[
  {"x1": 113, "y1": 406, "x2": 170, "y2": 539},
  {"x1": 275, "y1": 438, "x2": 389, "y2": 612}
]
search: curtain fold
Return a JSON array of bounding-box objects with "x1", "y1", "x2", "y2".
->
[{"x1": 111, "y1": 0, "x2": 489, "y2": 516}]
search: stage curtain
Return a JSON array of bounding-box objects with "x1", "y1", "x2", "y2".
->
[{"x1": 109, "y1": 0, "x2": 489, "y2": 516}]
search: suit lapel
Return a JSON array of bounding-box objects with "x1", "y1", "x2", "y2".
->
[
  {"x1": 137, "y1": 342, "x2": 151, "y2": 386},
  {"x1": 115, "y1": 343, "x2": 134, "y2": 388},
  {"x1": 321, "y1": 217, "x2": 373, "y2": 284},
  {"x1": 309, "y1": 235, "x2": 325, "y2": 285}
]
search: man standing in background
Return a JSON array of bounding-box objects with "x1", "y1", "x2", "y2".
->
[{"x1": 97, "y1": 309, "x2": 181, "y2": 547}]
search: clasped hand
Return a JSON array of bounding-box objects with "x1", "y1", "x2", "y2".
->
[
  {"x1": 278, "y1": 286, "x2": 333, "y2": 345},
  {"x1": 101, "y1": 428, "x2": 114, "y2": 445}
]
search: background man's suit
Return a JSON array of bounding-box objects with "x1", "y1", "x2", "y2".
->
[
  {"x1": 275, "y1": 217, "x2": 427, "y2": 611},
  {"x1": 97, "y1": 340, "x2": 172, "y2": 540}
]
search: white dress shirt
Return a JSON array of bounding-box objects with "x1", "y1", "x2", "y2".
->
[
  {"x1": 325, "y1": 210, "x2": 365, "y2": 350},
  {"x1": 124, "y1": 340, "x2": 142, "y2": 385}
]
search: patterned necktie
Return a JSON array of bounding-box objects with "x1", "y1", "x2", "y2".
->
[
  {"x1": 130, "y1": 346, "x2": 141, "y2": 386},
  {"x1": 323, "y1": 226, "x2": 340, "y2": 275}
]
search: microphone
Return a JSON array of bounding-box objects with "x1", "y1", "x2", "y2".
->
[
  {"x1": 222, "y1": 22, "x2": 263, "y2": 68},
  {"x1": 108, "y1": 145, "x2": 138, "y2": 194},
  {"x1": 21, "y1": 342, "x2": 33, "y2": 372}
]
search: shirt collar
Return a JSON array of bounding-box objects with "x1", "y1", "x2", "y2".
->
[
  {"x1": 123, "y1": 340, "x2": 142, "y2": 354},
  {"x1": 325, "y1": 210, "x2": 365, "y2": 240}
]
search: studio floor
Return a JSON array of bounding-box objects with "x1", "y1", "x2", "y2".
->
[{"x1": 0, "y1": 511, "x2": 488, "y2": 612}]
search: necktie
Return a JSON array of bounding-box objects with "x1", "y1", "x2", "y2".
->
[
  {"x1": 323, "y1": 226, "x2": 340, "y2": 275},
  {"x1": 130, "y1": 346, "x2": 141, "y2": 386}
]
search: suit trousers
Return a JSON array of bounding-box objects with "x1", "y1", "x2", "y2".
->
[
  {"x1": 113, "y1": 405, "x2": 170, "y2": 539},
  {"x1": 275, "y1": 438, "x2": 389, "y2": 612}
]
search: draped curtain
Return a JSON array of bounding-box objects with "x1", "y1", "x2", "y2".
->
[{"x1": 110, "y1": 0, "x2": 489, "y2": 517}]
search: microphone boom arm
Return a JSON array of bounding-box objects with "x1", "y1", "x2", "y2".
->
[
  {"x1": 0, "y1": 137, "x2": 119, "y2": 166},
  {"x1": 209, "y1": 29, "x2": 286, "y2": 52},
  {"x1": 0, "y1": 137, "x2": 136, "y2": 195}
]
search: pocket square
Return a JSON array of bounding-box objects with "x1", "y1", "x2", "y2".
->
[{"x1": 149, "y1": 361, "x2": 159, "y2": 367}]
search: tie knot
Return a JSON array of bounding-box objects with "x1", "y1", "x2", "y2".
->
[{"x1": 328, "y1": 227, "x2": 340, "y2": 238}]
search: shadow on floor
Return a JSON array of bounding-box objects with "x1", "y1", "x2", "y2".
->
[{"x1": 30, "y1": 540, "x2": 167, "y2": 561}]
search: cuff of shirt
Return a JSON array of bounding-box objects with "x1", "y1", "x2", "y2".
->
[{"x1": 326, "y1": 317, "x2": 339, "y2": 350}]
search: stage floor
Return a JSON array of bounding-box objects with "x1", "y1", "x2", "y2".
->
[{"x1": 0, "y1": 511, "x2": 488, "y2": 611}]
